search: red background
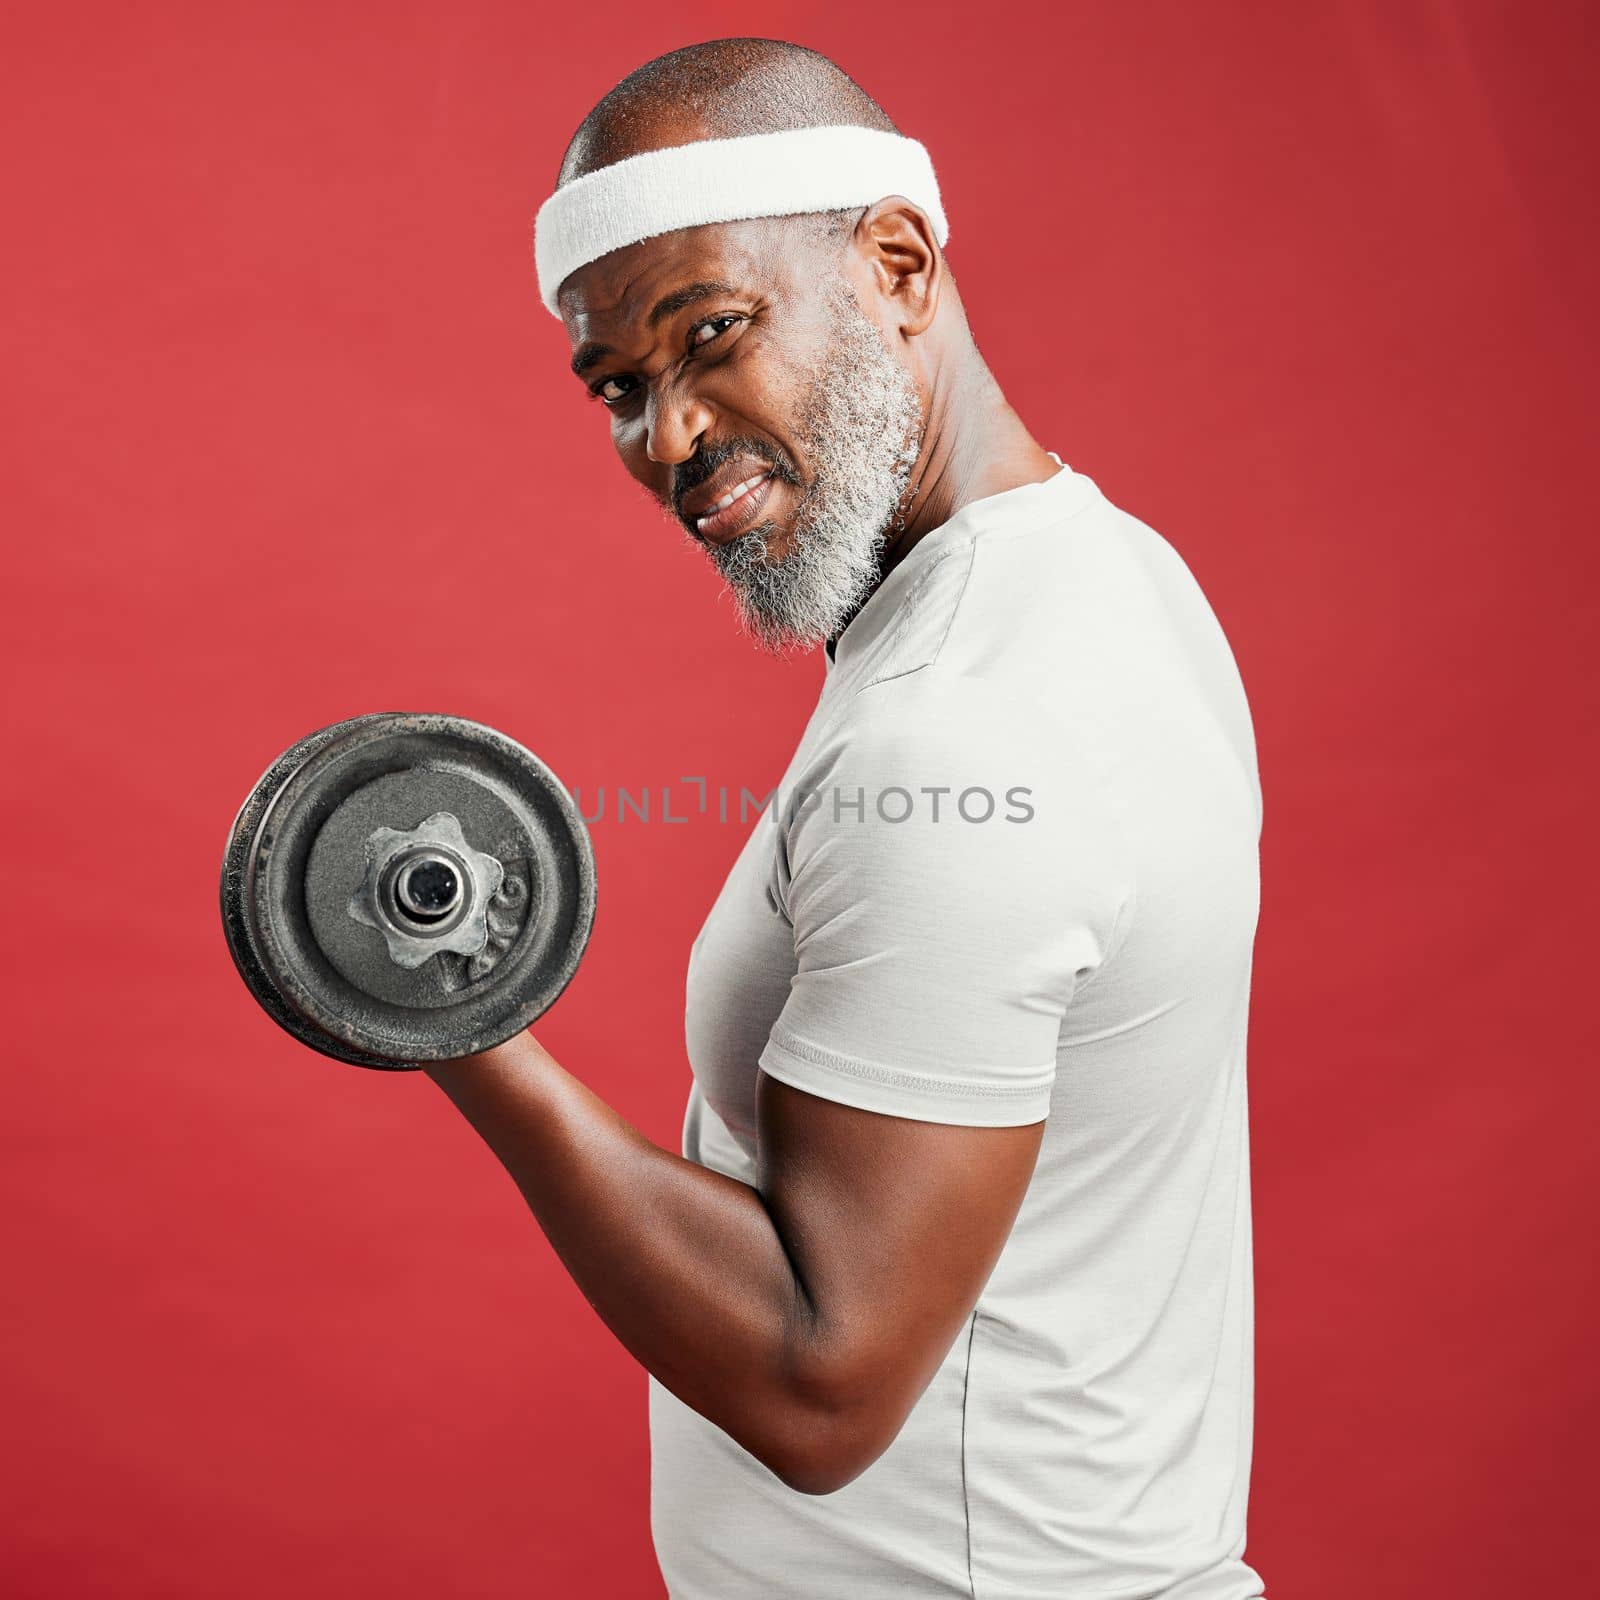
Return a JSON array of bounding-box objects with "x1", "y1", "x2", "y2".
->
[{"x1": 4, "y1": 3, "x2": 1595, "y2": 1595}]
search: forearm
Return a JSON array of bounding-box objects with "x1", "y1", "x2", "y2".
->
[{"x1": 424, "y1": 1033, "x2": 835, "y2": 1484}]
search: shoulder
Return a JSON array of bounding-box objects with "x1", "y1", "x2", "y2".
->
[
  {"x1": 806, "y1": 668, "x2": 1055, "y2": 790},
  {"x1": 779, "y1": 668, "x2": 1131, "y2": 892}
]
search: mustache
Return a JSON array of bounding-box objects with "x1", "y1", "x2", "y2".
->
[{"x1": 672, "y1": 436, "x2": 803, "y2": 515}]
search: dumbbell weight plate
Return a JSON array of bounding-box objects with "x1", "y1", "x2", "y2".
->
[{"x1": 220, "y1": 713, "x2": 596, "y2": 1069}]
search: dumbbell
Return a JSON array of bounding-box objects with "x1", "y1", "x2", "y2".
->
[{"x1": 220, "y1": 713, "x2": 596, "y2": 1069}]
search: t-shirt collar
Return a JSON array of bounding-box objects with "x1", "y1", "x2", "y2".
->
[{"x1": 824, "y1": 451, "x2": 1069, "y2": 673}]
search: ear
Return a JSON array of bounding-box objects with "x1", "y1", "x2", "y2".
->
[{"x1": 853, "y1": 198, "x2": 944, "y2": 337}]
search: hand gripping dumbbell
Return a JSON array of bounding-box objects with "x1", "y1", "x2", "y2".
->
[{"x1": 220, "y1": 713, "x2": 596, "y2": 1069}]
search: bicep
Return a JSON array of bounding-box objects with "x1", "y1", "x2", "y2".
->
[{"x1": 755, "y1": 1068, "x2": 1043, "y2": 1474}]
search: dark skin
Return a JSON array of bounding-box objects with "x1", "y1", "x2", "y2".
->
[{"x1": 425, "y1": 167, "x2": 1061, "y2": 1496}]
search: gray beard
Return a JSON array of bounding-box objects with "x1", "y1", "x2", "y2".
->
[{"x1": 702, "y1": 281, "x2": 924, "y2": 654}]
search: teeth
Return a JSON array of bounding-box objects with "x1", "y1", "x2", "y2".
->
[
  {"x1": 717, "y1": 476, "x2": 759, "y2": 509},
  {"x1": 696, "y1": 474, "x2": 767, "y2": 531}
]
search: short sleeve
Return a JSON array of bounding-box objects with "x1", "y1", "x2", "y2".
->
[{"x1": 757, "y1": 677, "x2": 1135, "y2": 1126}]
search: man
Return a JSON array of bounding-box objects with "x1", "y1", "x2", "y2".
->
[{"x1": 428, "y1": 37, "x2": 1267, "y2": 1600}]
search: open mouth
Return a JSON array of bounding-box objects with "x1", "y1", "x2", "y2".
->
[{"x1": 690, "y1": 469, "x2": 777, "y2": 543}]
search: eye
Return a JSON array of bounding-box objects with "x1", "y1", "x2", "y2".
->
[
  {"x1": 589, "y1": 313, "x2": 744, "y2": 408},
  {"x1": 689, "y1": 313, "x2": 742, "y2": 349},
  {"x1": 591, "y1": 374, "x2": 637, "y2": 407}
]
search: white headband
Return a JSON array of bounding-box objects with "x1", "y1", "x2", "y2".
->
[{"x1": 533, "y1": 124, "x2": 950, "y2": 316}]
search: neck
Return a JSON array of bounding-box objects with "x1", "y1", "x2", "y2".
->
[
  {"x1": 820, "y1": 335, "x2": 1059, "y2": 657},
  {"x1": 878, "y1": 343, "x2": 1058, "y2": 582}
]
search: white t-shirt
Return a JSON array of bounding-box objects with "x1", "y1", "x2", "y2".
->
[{"x1": 650, "y1": 459, "x2": 1267, "y2": 1600}]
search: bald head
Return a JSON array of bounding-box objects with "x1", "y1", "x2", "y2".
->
[{"x1": 558, "y1": 38, "x2": 898, "y2": 184}]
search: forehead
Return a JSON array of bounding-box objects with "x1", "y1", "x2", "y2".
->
[{"x1": 560, "y1": 218, "x2": 812, "y2": 356}]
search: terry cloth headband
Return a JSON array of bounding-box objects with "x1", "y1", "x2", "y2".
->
[{"x1": 533, "y1": 124, "x2": 950, "y2": 316}]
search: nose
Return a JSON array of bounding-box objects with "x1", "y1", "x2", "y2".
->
[{"x1": 644, "y1": 379, "x2": 714, "y2": 467}]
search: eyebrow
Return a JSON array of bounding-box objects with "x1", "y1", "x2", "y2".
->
[{"x1": 569, "y1": 280, "x2": 739, "y2": 378}]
